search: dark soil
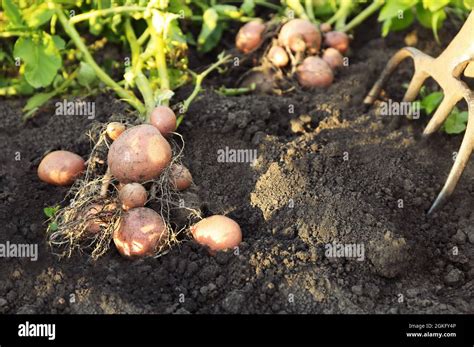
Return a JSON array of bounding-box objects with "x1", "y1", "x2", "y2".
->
[{"x1": 0, "y1": 23, "x2": 473, "y2": 314}]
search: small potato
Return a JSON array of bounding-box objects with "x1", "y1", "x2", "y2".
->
[
  {"x1": 236, "y1": 21, "x2": 266, "y2": 54},
  {"x1": 108, "y1": 124, "x2": 172, "y2": 183},
  {"x1": 191, "y1": 215, "x2": 242, "y2": 253},
  {"x1": 324, "y1": 31, "x2": 349, "y2": 54},
  {"x1": 83, "y1": 202, "x2": 117, "y2": 234},
  {"x1": 113, "y1": 207, "x2": 168, "y2": 258},
  {"x1": 268, "y1": 46, "x2": 289, "y2": 68},
  {"x1": 149, "y1": 106, "x2": 177, "y2": 136},
  {"x1": 106, "y1": 122, "x2": 126, "y2": 140},
  {"x1": 320, "y1": 23, "x2": 332, "y2": 33},
  {"x1": 297, "y1": 56, "x2": 334, "y2": 88},
  {"x1": 322, "y1": 48, "x2": 344, "y2": 70},
  {"x1": 170, "y1": 164, "x2": 193, "y2": 191},
  {"x1": 119, "y1": 183, "x2": 148, "y2": 210},
  {"x1": 38, "y1": 150, "x2": 85, "y2": 186},
  {"x1": 278, "y1": 19, "x2": 321, "y2": 54}
]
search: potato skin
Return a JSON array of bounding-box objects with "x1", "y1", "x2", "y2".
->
[
  {"x1": 324, "y1": 31, "x2": 349, "y2": 54},
  {"x1": 297, "y1": 56, "x2": 334, "y2": 88},
  {"x1": 113, "y1": 207, "x2": 168, "y2": 258},
  {"x1": 83, "y1": 202, "x2": 117, "y2": 234},
  {"x1": 236, "y1": 21, "x2": 265, "y2": 53},
  {"x1": 149, "y1": 106, "x2": 177, "y2": 136},
  {"x1": 191, "y1": 215, "x2": 242, "y2": 253},
  {"x1": 119, "y1": 183, "x2": 148, "y2": 210},
  {"x1": 170, "y1": 164, "x2": 193, "y2": 191},
  {"x1": 268, "y1": 46, "x2": 289, "y2": 68},
  {"x1": 38, "y1": 150, "x2": 85, "y2": 186},
  {"x1": 106, "y1": 122, "x2": 126, "y2": 140},
  {"x1": 322, "y1": 47, "x2": 344, "y2": 70},
  {"x1": 108, "y1": 124, "x2": 172, "y2": 183},
  {"x1": 278, "y1": 19, "x2": 321, "y2": 54}
]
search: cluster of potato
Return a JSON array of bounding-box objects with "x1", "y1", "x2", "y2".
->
[
  {"x1": 38, "y1": 106, "x2": 242, "y2": 259},
  {"x1": 236, "y1": 18, "x2": 349, "y2": 88}
]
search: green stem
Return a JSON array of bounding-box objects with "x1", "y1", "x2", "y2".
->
[
  {"x1": 305, "y1": 0, "x2": 316, "y2": 23},
  {"x1": 53, "y1": 6, "x2": 145, "y2": 114},
  {"x1": 285, "y1": 0, "x2": 309, "y2": 20},
  {"x1": 341, "y1": 0, "x2": 384, "y2": 33},
  {"x1": 179, "y1": 54, "x2": 231, "y2": 126},
  {"x1": 69, "y1": 6, "x2": 146, "y2": 24},
  {"x1": 326, "y1": 0, "x2": 352, "y2": 27},
  {"x1": 136, "y1": 72, "x2": 155, "y2": 120},
  {"x1": 137, "y1": 28, "x2": 150, "y2": 46}
]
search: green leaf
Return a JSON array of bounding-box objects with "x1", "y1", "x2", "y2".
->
[
  {"x1": 13, "y1": 34, "x2": 62, "y2": 88},
  {"x1": 2, "y1": 0, "x2": 25, "y2": 28},
  {"x1": 23, "y1": 90, "x2": 58, "y2": 119},
  {"x1": 240, "y1": 0, "x2": 255, "y2": 16},
  {"x1": 422, "y1": 0, "x2": 449, "y2": 11},
  {"x1": 381, "y1": 8, "x2": 414, "y2": 35},
  {"x1": 22, "y1": 3, "x2": 55, "y2": 28},
  {"x1": 421, "y1": 91, "x2": 443, "y2": 114},
  {"x1": 463, "y1": 0, "x2": 474, "y2": 9},
  {"x1": 378, "y1": 0, "x2": 418, "y2": 21},
  {"x1": 44, "y1": 205, "x2": 60, "y2": 218},
  {"x1": 198, "y1": 8, "x2": 221, "y2": 53},
  {"x1": 214, "y1": 4, "x2": 242, "y2": 19},
  {"x1": 443, "y1": 109, "x2": 468, "y2": 134},
  {"x1": 52, "y1": 35, "x2": 66, "y2": 50},
  {"x1": 48, "y1": 222, "x2": 58, "y2": 232},
  {"x1": 77, "y1": 61, "x2": 96, "y2": 87}
]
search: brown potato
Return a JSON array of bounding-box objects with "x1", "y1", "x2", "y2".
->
[
  {"x1": 170, "y1": 164, "x2": 193, "y2": 191},
  {"x1": 191, "y1": 215, "x2": 242, "y2": 253},
  {"x1": 236, "y1": 21, "x2": 266, "y2": 54},
  {"x1": 149, "y1": 106, "x2": 177, "y2": 136},
  {"x1": 119, "y1": 183, "x2": 148, "y2": 210},
  {"x1": 38, "y1": 150, "x2": 85, "y2": 186},
  {"x1": 322, "y1": 47, "x2": 344, "y2": 70},
  {"x1": 268, "y1": 46, "x2": 289, "y2": 68},
  {"x1": 113, "y1": 207, "x2": 168, "y2": 258},
  {"x1": 83, "y1": 202, "x2": 117, "y2": 234},
  {"x1": 278, "y1": 19, "x2": 321, "y2": 54},
  {"x1": 296, "y1": 56, "x2": 334, "y2": 88},
  {"x1": 106, "y1": 122, "x2": 126, "y2": 141},
  {"x1": 107, "y1": 124, "x2": 172, "y2": 183},
  {"x1": 324, "y1": 31, "x2": 349, "y2": 54}
]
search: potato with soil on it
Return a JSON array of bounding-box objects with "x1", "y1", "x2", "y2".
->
[
  {"x1": 236, "y1": 21, "x2": 266, "y2": 54},
  {"x1": 106, "y1": 122, "x2": 126, "y2": 140},
  {"x1": 83, "y1": 202, "x2": 118, "y2": 234},
  {"x1": 119, "y1": 183, "x2": 148, "y2": 210},
  {"x1": 113, "y1": 207, "x2": 168, "y2": 258},
  {"x1": 278, "y1": 19, "x2": 321, "y2": 54},
  {"x1": 296, "y1": 56, "x2": 334, "y2": 88},
  {"x1": 149, "y1": 106, "x2": 176, "y2": 136},
  {"x1": 267, "y1": 46, "x2": 289, "y2": 68},
  {"x1": 191, "y1": 215, "x2": 242, "y2": 254},
  {"x1": 322, "y1": 48, "x2": 344, "y2": 70},
  {"x1": 324, "y1": 31, "x2": 349, "y2": 54},
  {"x1": 107, "y1": 124, "x2": 172, "y2": 183},
  {"x1": 38, "y1": 150, "x2": 85, "y2": 186},
  {"x1": 170, "y1": 164, "x2": 193, "y2": 191}
]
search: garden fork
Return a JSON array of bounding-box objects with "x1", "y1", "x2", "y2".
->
[{"x1": 364, "y1": 11, "x2": 474, "y2": 214}]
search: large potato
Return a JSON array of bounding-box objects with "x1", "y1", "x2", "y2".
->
[
  {"x1": 236, "y1": 21, "x2": 266, "y2": 54},
  {"x1": 108, "y1": 124, "x2": 172, "y2": 183},
  {"x1": 278, "y1": 19, "x2": 321, "y2": 54},
  {"x1": 38, "y1": 150, "x2": 85, "y2": 186},
  {"x1": 191, "y1": 215, "x2": 242, "y2": 254},
  {"x1": 113, "y1": 207, "x2": 168, "y2": 258}
]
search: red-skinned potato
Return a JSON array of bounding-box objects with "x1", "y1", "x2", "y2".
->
[
  {"x1": 324, "y1": 31, "x2": 349, "y2": 54},
  {"x1": 149, "y1": 106, "x2": 176, "y2": 136},
  {"x1": 38, "y1": 150, "x2": 85, "y2": 186},
  {"x1": 268, "y1": 46, "x2": 289, "y2": 68},
  {"x1": 320, "y1": 23, "x2": 332, "y2": 33},
  {"x1": 106, "y1": 122, "x2": 126, "y2": 141},
  {"x1": 170, "y1": 164, "x2": 193, "y2": 191},
  {"x1": 113, "y1": 207, "x2": 168, "y2": 258},
  {"x1": 83, "y1": 202, "x2": 117, "y2": 234},
  {"x1": 322, "y1": 48, "x2": 344, "y2": 70},
  {"x1": 278, "y1": 19, "x2": 321, "y2": 54},
  {"x1": 119, "y1": 183, "x2": 148, "y2": 210},
  {"x1": 191, "y1": 215, "x2": 242, "y2": 254},
  {"x1": 297, "y1": 56, "x2": 334, "y2": 88},
  {"x1": 108, "y1": 124, "x2": 172, "y2": 183},
  {"x1": 236, "y1": 21, "x2": 266, "y2": 54}
]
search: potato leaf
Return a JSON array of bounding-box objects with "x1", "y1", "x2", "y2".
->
[
  {"x1": 422, "y1": 0, "x2": 449, "y2": 12},
  {"x1": 22, "y1": 3, "x2": 55, "y2": 28},
  {"x1": 13, "y1": 34, "x2": 62, "y2": 88},
  {"x1": 420, "y1": 91, "x2": 443, "y2": 114},
  {"x1": 77, "y1": 61, "x2": 96, "y2": 87},
  {"x1": 443, "y1": 109, "x2": 468, "y2": 134},
  {"x1": 2, "y1": 0, "x2": 25, "y2": 28},
  {"x1": 198, "y1": 7, "x2": 222, "y2": 53},
  {"x1": 240, "y1": 0, "x2": 255, "y2": 16},
  {"x1": 379, "y1": 0, "x2": 418, "y2": 22}
]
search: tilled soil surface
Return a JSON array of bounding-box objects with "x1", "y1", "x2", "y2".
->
[{"x1": 0, "y1": 23, "x2": 473, "y2": 314}]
